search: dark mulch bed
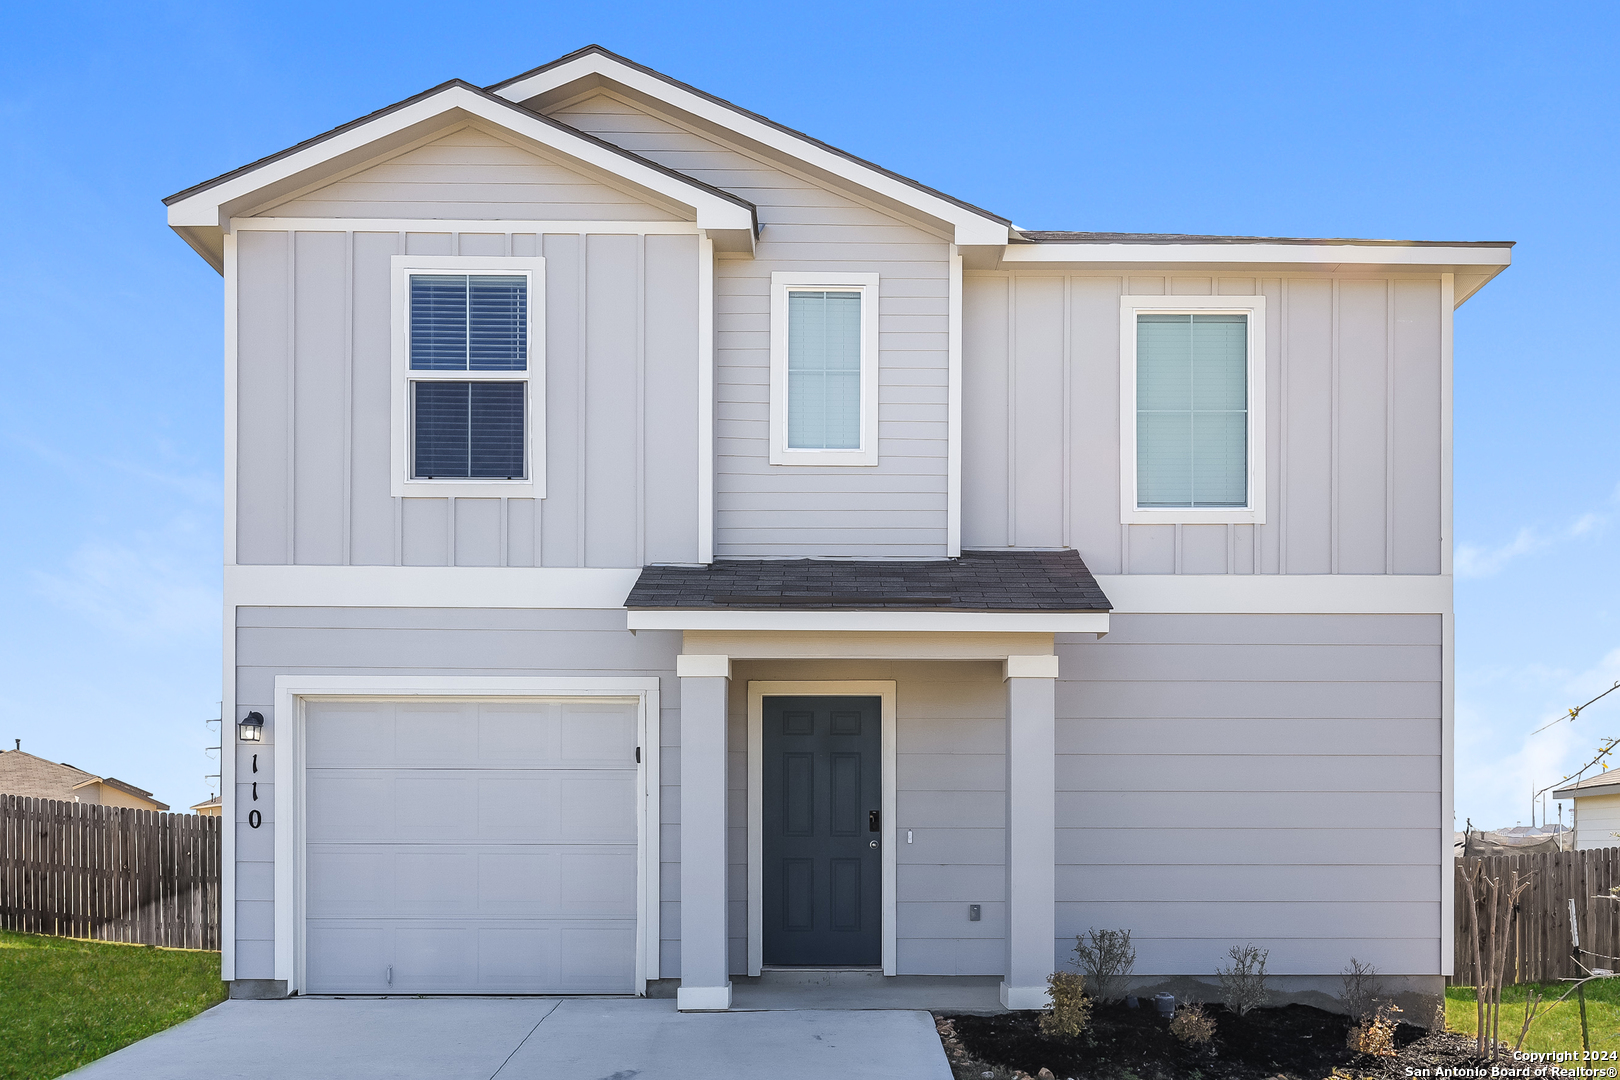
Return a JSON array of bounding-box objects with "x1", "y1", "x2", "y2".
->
[{"x1": 937, "y1": 1002, "x2": 1491, "y2": 1080}]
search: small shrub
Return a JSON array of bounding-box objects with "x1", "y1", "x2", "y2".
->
[
  {"x1": 1347, "y1": 1004, "x2": 1402, "y2": 1057},
  {"x1": 1169, "y1": 1001, "x2": 1216, "y2": 1047},
  {"x1": 1215, "y1": 944, "x2": 1271, "y2": 1016},
  {"x1": 1340, "y1": 957, "x2": 1386, "y2": 1023},
  {"x1": 1039, "y1": 971, "x2": 1092, "y2": 1038},
  {"x1": 1073, "y1": 927, "x2": 1136, "y2": 1004}
]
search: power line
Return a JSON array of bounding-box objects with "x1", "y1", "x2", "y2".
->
[{"x1": 1531, "y1": 680, "x2": 1620, "y2": 737}]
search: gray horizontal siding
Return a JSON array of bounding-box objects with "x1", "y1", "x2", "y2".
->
[
  {"x1": 550, "y1": 92, "x2": 952, "y2": 558},
  {"x1": 265, "y1": 126, "x2": 682, "y2": 219},
  {"x1": 1055, "y1": 612, "x2": 1444, "y2": 977},
  {"x1": 231, "y1": 607, "x2": 681, "y2": 981},
  {"x1": 235, "y1": 224, "x2": 699, "y2": 569},
  {"x1": 963, "y1": 272, "x2": 1445, "y2": 576}
]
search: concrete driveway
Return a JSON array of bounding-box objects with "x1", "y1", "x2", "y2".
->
[{"x1": 67, "y1": 997, "x2": 954, "y2": 1080}]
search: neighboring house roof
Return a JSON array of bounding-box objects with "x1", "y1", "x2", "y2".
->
[
  {"x1": 191, "y1": 795, "x2": 221, "y2": 812},
  {"x1": 487, "y1": 45, "x2": 1012, "y2": 239},
  {"x1": 625, "y1": 550, "x2": 1111, "y2": 612},
  {"x1": 0, "y1": 749, "x2": 170, "y2": 810},
  {"x1": 1553, "y1": 772, "x2": 1620, "y2": 799}
]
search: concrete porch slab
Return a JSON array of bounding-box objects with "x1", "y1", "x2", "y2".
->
[
  {"x1": 65, "y1": 997, "x2": 954, "y2": 1080},
  {"x1": 730, "y1": 970, "x2": 1008, "y2": 1013}
]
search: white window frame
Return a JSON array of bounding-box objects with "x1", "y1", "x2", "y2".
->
[
  {"x1": 769, "y1": 271, "x2": 880, "y2": 467},
  {"x1": 390, "y1": 255, "x2": 547, "y2": 498},
  {"x1": 1118, "y1": 295, "x2": 1267, "y2": 525}
]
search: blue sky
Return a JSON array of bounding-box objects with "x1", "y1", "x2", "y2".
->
[{"x1": 1, "y1": 2, "x2": 1615, "y2": 823}]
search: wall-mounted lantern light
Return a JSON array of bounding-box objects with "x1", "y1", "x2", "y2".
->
[{"x1": 239, "y1": 711, "x2": 265, "y2": 743}]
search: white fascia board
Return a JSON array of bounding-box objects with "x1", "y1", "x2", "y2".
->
[
  {"x1": 1554, "y1": 782, "x2": 1620, "y2": 800},
  {"x1": 492, "y1": 54, "x2": 1009, "y2": 247},
  {"x1": 1002, "y1": 242, "x2": 1513, "y2": 270},
  {"x1": 167, "y1": 85, "x2": 753, "y2": 237},
  {"x1": 1093, "y1": 574, "x2": 1452, "y2": 614},
  {"x1": 627, "y1": 609, "x2": 1109, "y2": 633},
  {"x1": 226, "y1": 564, "x2": 640, "y2": 609}
]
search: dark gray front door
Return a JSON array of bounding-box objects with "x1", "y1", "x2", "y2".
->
[{"x1": 762, "y1": 695, "x2": 882, "y2": 966}]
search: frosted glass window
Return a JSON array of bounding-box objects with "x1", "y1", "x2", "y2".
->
[
  {"x1": 786, "y1": 290, "x2": 863, "y2": 450},
  {"x1": 1136, "y1": 313, "x2": 1248, "y2": 507}
]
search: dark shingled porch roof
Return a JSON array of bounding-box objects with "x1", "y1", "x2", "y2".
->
[{"x1": 624, "y1": 550, "x2": 1111, "y2": 611}]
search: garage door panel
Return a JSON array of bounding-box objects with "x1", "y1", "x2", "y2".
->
[
  {"x1": 393, "y1": 778, "x2": 480, "y2": 838},
  {"x1": 477, "y1": 773, "x2": 638, "y2": 842},
  {"x1": 301, "y1": 698, "x2": 641, "y2": 994},
  {"x1": 305, "y1": 920, "x2": 637, "y2": 994},
  {"x1": 305, "y1": 924, "x2": 392, "y2": 993},
  {"x1": 558, "y1": 703, "x2": 638, "y2": 763},
  {"x1": 306, "y1": 775, "x2": 394, "y2": 841},
  {"x1": 304, "y1": 701, "x2": 394, "y2": 766},
  {"x1": 395, "y1": 703, "x2": 479, "y2": 764}
]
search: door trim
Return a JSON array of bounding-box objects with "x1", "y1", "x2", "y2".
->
[
  {"x1": 272, "y1": 675, "x2": 661, "y2": 996},
  {"x1": 746, "y1": 681, "x2": 896, "y2": 977}
]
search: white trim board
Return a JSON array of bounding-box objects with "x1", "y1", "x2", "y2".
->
[
  {"x1": 1093, "y1": 574, "x2": 1451, "y2": 614},
  {"x1": 628, "y1": 610, "x2": 1109, "y2": 633},
  {"x1": 1003, "y1": 242, "x2": 1513, "y2": 269},
  {"x1": 234, "y1": 218, "x2": 700, "y2": 235},
  {"x1": 745, "y1": 681, "x2": 897, "y2": 977},
  {"x1": 226, "y1": 564, "x2": 640, "y2": 609},
  {"x1": 271, "y1": 676, "x2": 661, "y2": 995}
]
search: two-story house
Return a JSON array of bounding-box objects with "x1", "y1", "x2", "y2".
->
[{"x1": 166, "y1": 46, "x2": 1509, "y2": 1010}]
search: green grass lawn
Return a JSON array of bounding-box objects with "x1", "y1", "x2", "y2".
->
[
  {"x1": 1447, "y1": 981, "x2": 1620, "y2": 1054},
  {"x1": 0, "y1": 930, "x2": 226, "y2": 1080}
]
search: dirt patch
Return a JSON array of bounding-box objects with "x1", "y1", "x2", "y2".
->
[{"x1": 936, "y1": 1002, "x2": 1488, "y2": 1080}]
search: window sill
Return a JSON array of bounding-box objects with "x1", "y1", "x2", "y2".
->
[
  {"x1": 1121, "y1": 507, "x2": 1264, "y2": 526},
  {"x1": 391, "y1": 479, "x2": 542, "y2": 500}
]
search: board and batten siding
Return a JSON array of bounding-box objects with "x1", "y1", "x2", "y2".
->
[
  {"x1": 1055, "y1": 613, "x2": 1444, "y2": 975},
  {"x1": 233, "y1": 222, "x2": 700, "y2": 569},
  {"x1": 229, "y1": 606, "x2": 683, "y2": 981},
  {"x1": 963, "y1": 273, "x2": 1444, "y2": 576},
  {"x1": 548, "y1": 92, "x2": 952, "y2": 558},
  {"x1": 724, "y1": 659, "x2": 1008, "y2": 976}
]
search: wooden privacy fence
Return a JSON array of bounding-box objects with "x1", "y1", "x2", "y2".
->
[
  {"x1": 0, "y1": 795, "x2": 220, "y2": 949},
  {"x1": 1454, "y1": 848, "x2": 1620, "y2": 985}
]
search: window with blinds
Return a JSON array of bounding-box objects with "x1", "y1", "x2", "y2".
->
[
  {"x1": 786, "y1": 290, "x2": 863, "y2": 450},
  {"x1": 408, "y1": 274, "x2": 528, "y2": 480},
  {"x1": 1136, "y1": 312, "x2": 1248, "y2": 508}
]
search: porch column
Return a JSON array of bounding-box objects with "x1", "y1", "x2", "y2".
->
[
  {"x1": 1002, "y1": 654, "x2": 1058, "y2": 1010},
  {"x1": 677, "y1": 654, "x2": 732, "y2": 1011}
]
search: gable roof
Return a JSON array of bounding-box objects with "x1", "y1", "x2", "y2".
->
[
  {"x1": 165, "y1": 79, "x2": 758, "y2": 270},
  {"x1": 488, "y1": 45, "x2": 1011, "y2": 247},
  {"x1": 1553, "y1": 772, "x2": 1620, "y2": 800},
  {"x1": 0, "y1": 749, "x2": 169, "y2": 810}
]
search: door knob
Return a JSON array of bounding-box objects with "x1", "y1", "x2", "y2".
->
[{"x1": 869, "y1": 840, "x2": 879, "y2": 848}]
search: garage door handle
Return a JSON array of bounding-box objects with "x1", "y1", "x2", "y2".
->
[{"x1": 386, "y1": 965, "x2": 393, "y2": 987}]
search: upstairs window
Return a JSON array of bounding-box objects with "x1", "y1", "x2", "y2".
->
[
  {"x1": 770, "y1": 272, "x2": 879, "y2": 466},
  {"x1": 390, "y1": 257, "x2": 545, "y2": 497},
  {"x1": 1119, "y1": 297, "x2": 1266, "y2": 524}
]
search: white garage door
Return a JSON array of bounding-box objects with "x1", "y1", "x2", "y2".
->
[{"x1": 302, "y1": 698, "x2": 640, "y2": 994}]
